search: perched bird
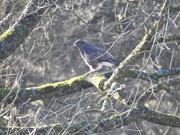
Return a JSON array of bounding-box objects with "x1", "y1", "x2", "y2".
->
[{"x1": 74, "y1": 39, "x2": 119, "y2": 72}]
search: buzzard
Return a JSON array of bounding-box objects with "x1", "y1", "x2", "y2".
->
[{"x1": 74, "y1": 39, "x2": 119, "y2": 72}]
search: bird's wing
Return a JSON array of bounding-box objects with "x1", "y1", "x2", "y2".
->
[{"x1": 82, "y1": 45, "x2": 113, "y2": 62}]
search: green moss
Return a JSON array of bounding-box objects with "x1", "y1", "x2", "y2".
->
[
  {"x1": 90, "y1": 75, "x2": 106, "y2": 90},
  {"x1": 151, "y1": 109, "x2": 161, "y2": 116},
  {"x1": 38, "y1": 83, "x2": 56, "y2": 89},
  {"x1": 37, "y1": 74, "x2": 86, "y2": 90},
  {"x1": 0, "y1": 88, "x2": 10, "y2": 96},
  {"x1": 110, "y1": 114, "x2": 120, "y2": 119},
  {"x1": 63, "y1": 74, "x2": 86, "y2": 86},
  {"x1": 8, "y1": 122, "x2": 62, "y2": 130},
  {"x1": 168, "y1": 114, "x2": 180, "y2": 119},
  {"x1": 35, "y1": 123, "x2": 61, "y2": 129},
  {"x1": 0, "y1": 29, "x2": 14, "y2": 41}
]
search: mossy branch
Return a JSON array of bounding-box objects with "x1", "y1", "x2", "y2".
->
[
  {"x1": 0, "y1": 74, "x2": 92, "y2": 103},
  {"x1": 157, "y1": 36, "x2": 180, "y2": 43},
  {"x1": 0, "y1": 106, "x2": 179, "y2": 134},
  {"x1": 0, "y1": 68, "x2": 179, "y2": 104},
  {"x1": 0, "y1": 0, "x2": 47, "y2": 63}
]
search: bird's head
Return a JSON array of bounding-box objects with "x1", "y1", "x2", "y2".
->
[{"x1": 73, "y1": 39, "x2": 87, "y2": 48}]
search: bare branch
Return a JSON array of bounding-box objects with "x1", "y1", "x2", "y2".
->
[
  {"x1": 158, "y1": 82, "x2": 180, "y2": 103},
  {"x1": 0, "y1": 106, "x2": 179, "y2": 134},
  {"x1": 104, "y1": 0, "x2": 172, "y2": 90}
]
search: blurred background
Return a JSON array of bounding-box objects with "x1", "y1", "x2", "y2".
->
[{"x1": 0, "y1": 0, "x2": 179, "y2": 134}]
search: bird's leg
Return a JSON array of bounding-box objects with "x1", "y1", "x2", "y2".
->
[
  {"x1": 86, "y1": 70, "x2": 93, "y2": 75},
  {"x1": 85, "y1": 67, "x2": 96, "y2": 75},
  {"x1": 87, "y1": 66, "x2": 102, "y2": 75}
]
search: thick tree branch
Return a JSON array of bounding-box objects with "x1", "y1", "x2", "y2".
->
[
  {"x1": 2, "y1": 75, "x2": 92, "y2": 103},
  {"x1": 125, "y1": 67, "x2": 180, "y2": 82},
  {"x1": 0, "y1": 0, "x2": 48, "y2": 62},
  {"x1": 0, "y1": 0, "x2": 179, "y2": 134},
  {"x1": 1, "y1": 106, "x2": 179, "y2": 134},
  {"x1": 141, "y1": 107, "x2": 180, "y2": 127},
  {"x1": 0, "y1": 68, "x2": 179, "y2": 104},
  {"x1": 157, "y1": 36, "x2": 180, "y2": 43}
]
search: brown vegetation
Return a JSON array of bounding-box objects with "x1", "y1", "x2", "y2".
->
[{"x1": 0, "y1": 0, "x2": 179, "y2": 134}]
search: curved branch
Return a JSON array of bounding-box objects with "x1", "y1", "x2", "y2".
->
[{"x1": 1, "y1": 106, "x2": 179, "y2": 134}]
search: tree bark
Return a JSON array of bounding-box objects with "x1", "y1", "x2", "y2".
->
[{"x1": 0, "y1": 0, "x2": 47, "y2": 62}]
